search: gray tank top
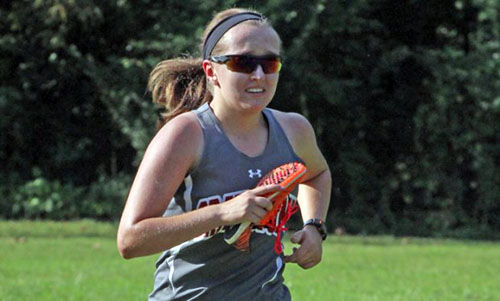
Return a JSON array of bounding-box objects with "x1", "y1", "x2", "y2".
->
[{"x1": 149, "y1": 103, "x2": 304, "y2": 300}]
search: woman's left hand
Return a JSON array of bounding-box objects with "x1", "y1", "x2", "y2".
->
[{"x1": 283, "y1": 225, "x2": 323, "y2": 269}]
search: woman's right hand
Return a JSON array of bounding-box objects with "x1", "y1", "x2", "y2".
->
[{"x1": 217, "y1": 184, "x2": 283, "y2": 225}]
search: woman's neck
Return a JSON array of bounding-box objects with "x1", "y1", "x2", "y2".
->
[
  {"x1": 209, "y1": 99, "x2": 269, "y2": 157},
  {"x1": 209, "y1": 100, "x2": 266, "y2": 135}
]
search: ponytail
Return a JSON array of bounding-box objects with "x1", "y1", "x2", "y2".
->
[{"x1": 147, "y1": 58, "x2": 212, "y2": 129}]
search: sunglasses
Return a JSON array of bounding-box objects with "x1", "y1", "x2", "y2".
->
[{"x1": 209, "y1": 54, "x2": 282, "y2": 74}]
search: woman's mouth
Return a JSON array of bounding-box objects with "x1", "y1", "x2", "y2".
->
[{"x1": 246, "y1": 88, "x2": 265, "y2": 94}]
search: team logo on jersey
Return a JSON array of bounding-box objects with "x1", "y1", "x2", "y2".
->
[{"x1": 248, "y1": 169, "x2": 262, "y2": 178}]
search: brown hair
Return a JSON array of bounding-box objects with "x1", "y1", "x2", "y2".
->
[{"x1": 147, "y1": 8, "x2": 273, "y2": 129}]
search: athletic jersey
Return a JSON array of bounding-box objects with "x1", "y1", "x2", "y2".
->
[{"x1": 149, "y1": 102, "x2": 304, "y2": 301}]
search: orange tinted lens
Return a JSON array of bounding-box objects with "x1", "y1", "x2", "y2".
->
[
  {"x1": 226, "y1": 56, "x2": 281, "y2": 74},
  {"x1": 260, "y1": 59, "x2": 282, "y2": 74}
]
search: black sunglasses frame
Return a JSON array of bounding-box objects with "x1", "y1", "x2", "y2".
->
[{"x1": 209, "y1": 54, "x2": 282, "y2": 74}]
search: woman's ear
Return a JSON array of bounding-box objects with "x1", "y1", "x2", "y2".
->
[{"x1": 202, "y1": 60, "x2": 219, "y2": 87}]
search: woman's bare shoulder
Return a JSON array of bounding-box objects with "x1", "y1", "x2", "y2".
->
[
  {"x1": 268, "y1": 109, "x2": 315, "y2": 142},
  {"x1": 268, "y1": 109, "x2": 328, "y2": 180},
  {"x1": 146, "y1": 111, "x2": 203, "y2": 168},
  {"x1": 156, "y1": 112, "x2": 202, "y2": 140}
]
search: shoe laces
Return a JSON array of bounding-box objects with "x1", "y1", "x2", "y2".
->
[{"x1": 263, "y1": 195, "x2": 299, "y2": 254}]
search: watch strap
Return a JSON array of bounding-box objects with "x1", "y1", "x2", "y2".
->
[{"x1": 303, "y1": 218, "x2": 327, "y2": 241}]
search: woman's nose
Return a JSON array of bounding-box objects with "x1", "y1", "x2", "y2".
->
[{"x1": 250, "y1": 65, "x2": 265, "y2": 80}]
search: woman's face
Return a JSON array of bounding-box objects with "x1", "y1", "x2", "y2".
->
[{"x1": 210, "y1": 23, "x2": 281, "y2": 114}]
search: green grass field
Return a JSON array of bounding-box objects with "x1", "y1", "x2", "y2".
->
[{"x1": 0, "y1": 220, "x2": 499, "y2": 300}]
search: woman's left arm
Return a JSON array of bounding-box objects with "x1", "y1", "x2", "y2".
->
[{"x1": 275, "y1": 111, "x2": 332, "y2": 269}]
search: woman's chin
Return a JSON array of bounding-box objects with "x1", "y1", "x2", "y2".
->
[
  {"x1": 239, "y1": 102, "x2": 269, "y2": 114},
  {"x1": 240, "y1": 96, "x2": 273, "y2": 110}
]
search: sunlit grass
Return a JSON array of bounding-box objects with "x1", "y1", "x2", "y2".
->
[
  {"x1": 284, "y1": 235, "x2": 500, "y2": 300},
  {"x1": 1, "y1": 220, "x2": 499, "y2": 300}
]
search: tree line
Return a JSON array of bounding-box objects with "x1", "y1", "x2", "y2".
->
[{"x1": 1, "y1": 0, "x2": 499, "y2": 239}]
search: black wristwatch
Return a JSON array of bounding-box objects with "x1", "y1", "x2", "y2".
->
[{"x1": 303, "y1": 218, "x2": 328, "y2": 241}]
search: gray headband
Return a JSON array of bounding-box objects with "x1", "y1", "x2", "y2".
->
[{"x1": 202, "y1": 12, "x2": 263, "y2": 59}]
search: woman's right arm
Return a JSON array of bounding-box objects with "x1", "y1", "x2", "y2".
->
[{"x1": 117, "y1": 113, "x2": 279, "y2": 259}]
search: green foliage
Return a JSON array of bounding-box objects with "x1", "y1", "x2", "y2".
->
[
  {"x1": 1, "y1": 168, "x2": 130, "y2": 220},
  {"x1": 4, "y1": 168, "x2": 82, "y2": 219},
  {"x1": 80, "y1": 173, "x2": 131, "y2": 220},
  {"x1": 1, "y1": 0, "x2": 139, "y2": 184},
  {"x1": 1, "y1": 1, "x2": 499, "y2": 238},
  {"x1": 269, "y1": 0, "x2": 500, "y2": 238}
]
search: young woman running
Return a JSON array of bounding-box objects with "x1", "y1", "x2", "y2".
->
[{"x1": 117, "y1": 8, "x2": 331, "y2": 300}]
